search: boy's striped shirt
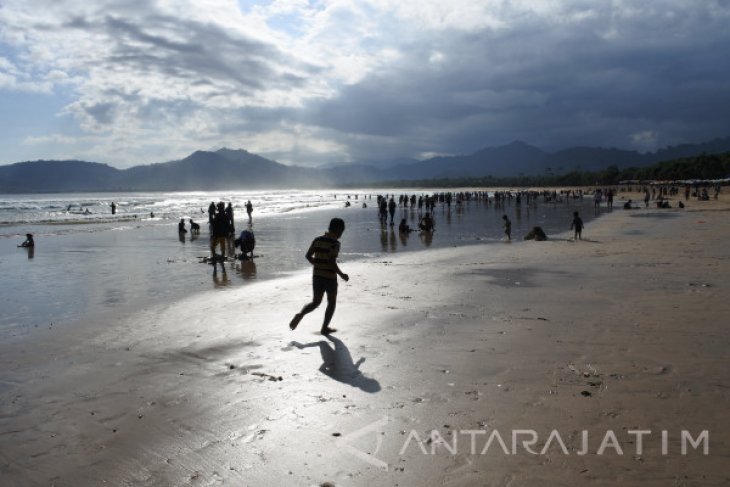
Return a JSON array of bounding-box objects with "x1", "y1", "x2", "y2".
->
[{"x1": 312, "y1": 235, "x2": 340, "y2": 279}]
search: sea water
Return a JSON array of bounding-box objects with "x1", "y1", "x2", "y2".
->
[{"x1": 1, "y1": 189, "x2": 605, "y2": 336}]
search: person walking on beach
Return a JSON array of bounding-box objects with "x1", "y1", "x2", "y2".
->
[
  {"x1": 210, "y1": 202, "x2": 229, "y2": 273},
  {"x1": 388, "y1": 197, "x2": 397, "y2": 226},
  {"x1": 289, "y1": 218, "x2": 349, "y2": 335},
  {"x1": 110, "y1": 202, "x2": 117, "y2": 215},
  {"x1": 571, "y1": 211, "x2": 584, "y2": 241},
  {"x1": 502, "y1": 214, "x2": 512, "y2": 241},
  {"x1": 208, "y1": 202, "x2": 216, "y2": 224},
  {"x1": 593, "y1": 190, "x2": 602, "y2": 209},
  {"x1": 379, "y1": 198, "x2": 388, "y2": 225},
  {"x1": 225, "y1": 202, "x2": 235, "y2": 236},
  {"x1": 246, "y1": 200, "x2": 253, "y2": 223}
]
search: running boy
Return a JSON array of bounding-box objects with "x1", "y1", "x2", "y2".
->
[{"x1": 289, "y1": 218, "x2": 349, "y2": 334}]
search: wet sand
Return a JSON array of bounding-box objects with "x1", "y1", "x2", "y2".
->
[
  {"x1": 1, "y1": 193, "x2": 728, "y2": 486},
  {"x1": 1, "y1": 192, "x2": 599, "y2": 335}
]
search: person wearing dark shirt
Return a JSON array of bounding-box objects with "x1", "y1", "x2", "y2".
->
[
  {"x1": 210, "y1": 202, "x2": 229, "y2": 272},
  {"x1": 208, "y1": 202, "x2": 216, "y2": 224},
  {"x1": 418, "y1": 213, "x2": 434, "y2": 232},
  {"x1": 502, "y1": 214, "x2": 511, "y2": 241},
  {"x1": 398, "y1": 218, "x2": 413, "y2": 233},
  {"x1": 19, "y1": 233, "x2": 34, "y2": 248},
  {"x1": 246, "y1": 200, "x2": 254, "y2": 223},
  {"x1": 289, "y1": 218, "x2": 349, "y2": 335},
  {"x1": 388, "y1": 198, "x2": 397, "y2": 226},
  {"x1": 225, "y1": 202, "x2": 235, "y2": 236},
  {"x1": 571, "y1": 211, "x2": 584, "y2": 240},
  {"x1": 235, "y1": 228, "x2": 256, "y2": 260}
]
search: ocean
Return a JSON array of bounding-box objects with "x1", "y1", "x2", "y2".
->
[{"x1": 1, "y1": 188, "x2": 604, "y2": 337}]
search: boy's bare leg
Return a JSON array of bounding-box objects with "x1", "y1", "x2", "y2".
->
[
  {"x1": 321, "y1": 289, "x2": 338, "y2": 334},
  {"x1": 290, "y1": 292, "x2": 323, "y2": 330}
]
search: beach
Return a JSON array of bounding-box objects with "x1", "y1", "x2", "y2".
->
[
  {"x1": 1, "y1": 192, "x2": 729, "y2": 486},
  {"x1": 1, "y1": 189, "x2": 599, "y2": 335}
]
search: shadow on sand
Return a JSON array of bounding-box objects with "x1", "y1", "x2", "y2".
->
[{"x1": 292, "y1": 335, "x2": 381, "y2": 393}]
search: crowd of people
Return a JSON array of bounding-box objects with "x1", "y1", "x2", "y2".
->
[{"x1": 22, "y1": 184, "x2": 722, "y2": 276}]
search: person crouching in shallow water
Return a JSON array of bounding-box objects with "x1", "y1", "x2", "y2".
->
[
  {"x1": 571, "y1": 211, "x2": 584, "y2": 241},
  {"x1": 290, "y1": 218, "x2": 349, "y2": 335},
  {"x1": 235, "y1": 228, "x2": 256, "y2": 260},
  {"x1": 524, "y1": 226, "x2": 547, "y2": 241},
  {"x1": 418, "y1": 212, "x2": 434, "y2": 232}
]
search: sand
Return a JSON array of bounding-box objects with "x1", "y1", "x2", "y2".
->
[
  {"x1": 1, "y1": 192, "x2": 728, "y2": 486},
  {"x1": 1, "y1": 192, "x2": 601, "y2": 335}
]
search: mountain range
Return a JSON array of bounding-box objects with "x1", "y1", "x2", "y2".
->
[{"x1": 1, "y1": 137, "x2": 729, "y2": 192}]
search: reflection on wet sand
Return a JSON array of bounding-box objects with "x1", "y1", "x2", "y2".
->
[
  {"x1": 420, "y1": 230, "x2": 433, "y2": 247},
  {"x1": 238, "y1": 259, "x2": 257, "y2": 280},
  {"x1": 212, "y1": 269, "x2": 231, "y2": 287}
]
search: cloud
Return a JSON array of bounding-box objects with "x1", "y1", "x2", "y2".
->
[
  {"x1": 23, "y1": 133, "x2": 77, "y2": 145},
  {"x1": 293, "y1": 0, "x2": 730, "y2": 159},
  {"x1": 0, "y1": 55, "x2": 55, "y2": 93},
  {"x1": 1, "y1": 0, "x2": 729, "y2": 167}
]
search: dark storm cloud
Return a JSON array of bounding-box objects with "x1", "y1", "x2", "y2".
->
[
  {"x1": 3, "y1": 0, "x2": 729, "y2": 167},
  {"x1": 300, "y1": 2, "x2": 730, "y2": 159}
]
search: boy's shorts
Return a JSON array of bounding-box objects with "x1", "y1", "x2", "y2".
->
[
  {"x1": 210, "y1": 236, "x2": 227, "y2": 252},
  {"x1": 313, "y1": 275, "x2": 338, "y2": 296}
]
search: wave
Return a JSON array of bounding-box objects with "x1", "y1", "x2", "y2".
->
[
  {"x1": 0, "y1": 215, "x2": 152, "y2": 226},
  {"x1": 0, "y1": 189, "x2": 388, "y2": 232}
]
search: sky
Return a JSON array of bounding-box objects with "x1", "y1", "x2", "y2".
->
[{"x1": 1, "y1": 0, "x2": 729, "y2": 169}]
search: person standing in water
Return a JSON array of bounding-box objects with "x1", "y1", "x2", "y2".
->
[
  {"x1": 110, "y1": 202, "x2": 117, "y2": 215},
  {"x1": 225, "y1": 202, "x2": 235, "y2": 236},
  {"x1": 210, "y1": 202, "x2": 229, "y2": 273},
  {"x1": 388, "y1": 197, "x2": 397, "y2": 226},
  {"x1": 19, "y1": 233, "x2": 34, "y2": 248},
  {"x1": 502, "y1": 214, "x2": 512, "y2": 241},
  {"x1": 246, "y1": 200, "x2": 254, "y2": 224},
  {"x1": 571, "y1": 211, "x2": 584, "y2": 241},
  {"x1": 289, "y1": 218, "x2": 349, "y2": 335},
  {"x1": 208, "y1": 202, "x2": 216, "y2": 224}
]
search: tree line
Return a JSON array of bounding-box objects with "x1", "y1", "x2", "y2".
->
[{"x1": 359, "y1": 152, "x2": 730, "y2": 188}]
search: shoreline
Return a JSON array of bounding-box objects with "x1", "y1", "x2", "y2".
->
[
  {"x1": 1, "y1": 189, "x2": 604, "y2": 339},
  {"x1": 1, "y1": 193, "x2": 728, "y2": 485}
]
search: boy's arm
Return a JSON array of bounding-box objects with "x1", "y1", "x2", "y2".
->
[
  {"x1": 330, "y1": 243, "x2": 349, "y2": 281},
  {"x1": 333, "y1": 262, "x2": 349, "y2": 281},
  {"x1": 305, "y1": 242, "x2": 316, "y2": 265}
]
